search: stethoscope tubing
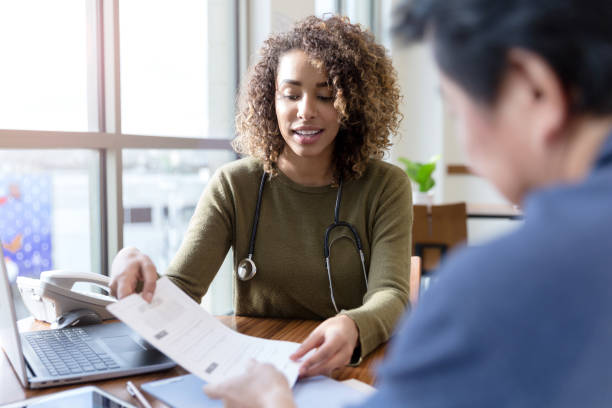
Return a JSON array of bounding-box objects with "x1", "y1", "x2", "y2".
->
[
  {"x1": 238, "y1": 169, "x2": 369, "y2": 312},
  {"x1": 247, "y1": 171, "x2": 267, "y2": 257}
]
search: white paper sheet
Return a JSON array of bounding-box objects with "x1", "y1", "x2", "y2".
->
[{"x1": 107, "y1": 277, "x2": 302, "y2": 386}]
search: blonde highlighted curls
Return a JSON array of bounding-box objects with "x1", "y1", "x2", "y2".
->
[{"x1": 233, "y1": 15, "x2": 402, "y2": 182}]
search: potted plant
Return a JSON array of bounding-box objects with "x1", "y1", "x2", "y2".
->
[{"x1": 398, "y1": 155, "x2": 440, "y2": 206}]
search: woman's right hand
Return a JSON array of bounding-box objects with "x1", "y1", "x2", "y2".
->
[{"x1": 109, "y1": 247, "x2": 158, "y2": 302}]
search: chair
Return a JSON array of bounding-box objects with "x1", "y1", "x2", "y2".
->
[
  {"x1": 412, "y1": 203, "x2": 468, "y2": 274},
  {"x1": 409, "y1": 255, "x2": 421, "y2": 306}
]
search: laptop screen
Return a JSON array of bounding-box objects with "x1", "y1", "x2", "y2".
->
[{"x1": 0, "y1": 245, "x2": 29, "y2": 387}]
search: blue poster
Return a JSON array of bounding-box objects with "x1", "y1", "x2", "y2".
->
[{"x1": 0, "y1": 175, "x2": 53, "y2": 280}]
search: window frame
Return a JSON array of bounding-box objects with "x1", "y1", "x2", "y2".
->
[{"x1": 0, "y1": 0, "x2": 238, "y2": 275}]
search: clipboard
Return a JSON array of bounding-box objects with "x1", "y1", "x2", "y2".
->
[{"x1": 142, "y1": 374, "x2": 219, "y2": 408}]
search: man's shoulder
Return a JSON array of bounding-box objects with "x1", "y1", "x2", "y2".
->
[
  {"x1": 428, "y1": 192, "x2": 612, "y2": 322},
  {"x1": 372, "y1": 174, "x2": 612, "y2": 408}
]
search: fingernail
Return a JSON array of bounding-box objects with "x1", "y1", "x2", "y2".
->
[{"x1": 143, "y1": 292, "x2": 153, "y2": 303}]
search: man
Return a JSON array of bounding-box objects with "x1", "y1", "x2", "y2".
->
[{"x1": 205, "y1": 0, "x2": 612, "y2": 406}]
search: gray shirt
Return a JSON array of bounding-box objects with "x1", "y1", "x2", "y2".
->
[{"x1": 361, "y1": 130, "x2": 612, "y2": 407}]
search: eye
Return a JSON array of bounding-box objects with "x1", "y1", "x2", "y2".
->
[
  {"x1": 318, "y1": 96, "x2": 334, "y2": 102},
  {"x1": 283, "y1": 94, "x2": 300, "y2": 101}
]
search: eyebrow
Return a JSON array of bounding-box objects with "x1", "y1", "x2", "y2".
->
[{"x1": 279, "y1": 79, "x2": 330, "y2": 88}]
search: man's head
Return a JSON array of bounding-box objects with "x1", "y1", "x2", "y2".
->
[{"x1": 394, "y1": 0, "x2": 612, "y2": 202}]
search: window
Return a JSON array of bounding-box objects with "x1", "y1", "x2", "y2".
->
[
  {"x1": 0, "y1": 1, "x2": 238, "y2": 314},
  {"x1": 0, "y1": 1, "x2": 92, "y2": 131},
  {"x1": 0, "y1": 150, "x2": 99, "y2": 275},
  {"x1": 122, "y1": 149, "x2": 236, "y2": 273},
  {"x1": 315, "y1": 0, "x2": 392, "y2": 49},
  {"x1": 120, "y1": 0, "x2": 236, "y2": 138}
]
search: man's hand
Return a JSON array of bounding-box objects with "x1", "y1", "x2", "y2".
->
[
  {"x1": 204, "y1": 360, "x2": 296, "y2": 408},
  {"x1": 109, "y1": 247, "x2": 158, "y2": 302},
  {"x1": 290, "y1": 314, "x2": 359, "y2": 378}
]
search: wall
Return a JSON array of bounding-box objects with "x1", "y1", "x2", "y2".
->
[
  {"x1": 388, "y1": 42, "x2": 444, "y2": 198},
  {"x1": 386, "y1": 0, "x2": 520, "y2": 244}
]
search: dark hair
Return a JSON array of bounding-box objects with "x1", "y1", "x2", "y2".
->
[
  {"x1": 393, "y1": 0, "x2": 612, "y2": 114},
  {"x1": 234, "y1": 15, "x2": 402, "y2": 183}
]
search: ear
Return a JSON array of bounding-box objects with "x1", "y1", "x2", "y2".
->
[{"x1": 501, "y1": 48, "x2": 569, "y2": 145}]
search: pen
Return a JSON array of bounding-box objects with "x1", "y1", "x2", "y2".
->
[{"x1": 126, "y1": 380, "x2": 153, "y2": 408}]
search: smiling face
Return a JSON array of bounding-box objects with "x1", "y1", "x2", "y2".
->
[{"x1": 275, "y1": 49, "x2": 340, "y2": 166}]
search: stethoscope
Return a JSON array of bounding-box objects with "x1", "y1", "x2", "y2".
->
[{"x1": 237, "y1": 171, "x2": 369, "y2": 313}]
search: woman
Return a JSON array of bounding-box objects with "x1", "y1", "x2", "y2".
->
[
  {"x1": 110, "y1": 15, "x2": 412, "y2": 377},
  {"x1": 205, "y1": 0, "x2": 612, "y2": 407}
]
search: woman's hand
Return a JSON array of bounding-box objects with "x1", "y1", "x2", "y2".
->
[
  {"x1": 290, "y1": 314, "x2": 359, "y2": 378},
  {"x1": 204, "y1": 360, "x2": 296, "y2": 408},
  {"x1": 109, "y1": 247, "x2": 158, "y2": 302}
]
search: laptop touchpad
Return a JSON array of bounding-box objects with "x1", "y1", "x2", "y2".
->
[{"x1": 101, "y1": 335, "x2": 146, "y2": 352}]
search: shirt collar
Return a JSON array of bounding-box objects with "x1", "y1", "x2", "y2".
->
[{"x1": 594, "y1": 128, "x2": 612, "y2": 170}]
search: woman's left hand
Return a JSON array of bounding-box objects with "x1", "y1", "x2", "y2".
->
[{"x1": 290, "y1": 314, "x2": 359, "y2": 378}]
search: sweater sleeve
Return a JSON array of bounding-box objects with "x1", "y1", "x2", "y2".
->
[
  {"x1": 164, "y1": 168, "x2": 234, "y2": 303},
  {"x1": 341, "y1": 168, "x2": 412, "y2": 360}
]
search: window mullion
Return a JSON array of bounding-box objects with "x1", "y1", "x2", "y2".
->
[{"x1": 102, "y1": 0, "x2": 123, "y2": 273}]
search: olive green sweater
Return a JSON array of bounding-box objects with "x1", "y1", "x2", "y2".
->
[{"x1": 166, "y1": 157, "x2": 413, "y2": 359}]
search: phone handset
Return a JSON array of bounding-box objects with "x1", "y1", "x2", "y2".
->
[
  {"x1": 17, "y1": 270, "x2": 117, "y2": 324},
  {"x1": 41, "y1": 270, "x2": 111, "y2": 294}
]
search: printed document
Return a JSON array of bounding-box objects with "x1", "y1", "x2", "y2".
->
[{"x1": 107, "y1": 277, "x2": 302, "y2": 386}]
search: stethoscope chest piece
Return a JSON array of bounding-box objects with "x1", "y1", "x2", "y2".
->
[
  {"x1": 236, "y1": 170, "x2": 368, "y2": 313},
  {"x1": 237, "y1": 255, "x2": 257, "y2": 281},
  {"x1": 237, "y1": 171, "x2": 267, "y2": 282}
]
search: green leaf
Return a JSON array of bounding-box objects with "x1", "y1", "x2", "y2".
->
[
  {"x1": 398, "y1": 156, "x2": 439, "y2": 192},
  {"x1": 417, "y1": 162, "x2": 435, "y2": 179},
  {"x1": 400, "y1": 159, "x2": 420, "y2": 181},
  {"x1": 420, "y1": 178, "x2": 435, "y2": 192}
]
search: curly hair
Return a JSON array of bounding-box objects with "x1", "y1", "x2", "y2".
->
[{"x1": 233, "y1": 15, "x2": 402, "y2": 182}]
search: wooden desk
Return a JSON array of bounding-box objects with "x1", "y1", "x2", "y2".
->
[{"x1": 1, "y1": 316, "x2": 385, "y2": 407}]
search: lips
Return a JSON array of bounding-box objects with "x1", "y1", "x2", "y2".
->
[
  {"x1": 292, "y1": 127, "x2": 323, "y2": 136},
  {"x1": 294, "y1": 129, "x2": 322, "y2": 136},
  {"x1": 292, "y1": 127, "x2": 323, "y2": 145}
]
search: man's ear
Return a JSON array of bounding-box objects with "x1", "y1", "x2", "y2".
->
[{"x1": 502, "y1": 48, "x2": 568, "y2": 145}]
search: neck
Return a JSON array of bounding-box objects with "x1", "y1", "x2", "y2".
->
[
  {"x1": 277, "y1": 149, "x2": 334, "y2": 187},
  {"x1": 553, "y1": 115, "x2": 612, "y2": 183}
]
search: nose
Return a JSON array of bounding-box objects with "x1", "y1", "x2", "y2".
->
[{"x1": 297, "y1": 94, "x2": 316, "y2": 120}]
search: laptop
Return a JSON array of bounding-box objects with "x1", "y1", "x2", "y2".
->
[{"x1": 0, "y1": 246, "x2": 176, "y2": 389}]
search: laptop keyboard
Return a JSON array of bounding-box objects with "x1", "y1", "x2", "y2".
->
[{"x1": 24, "y1": 328, "x2": 120, "y2": 376}]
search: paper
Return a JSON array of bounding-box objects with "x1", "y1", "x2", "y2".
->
[
  {"x1": 293, "y1": 376, "x2": 370, "y2": 407},
  {"x1": 107, "y1": 277, "x2": 302, "y2": 386}
]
